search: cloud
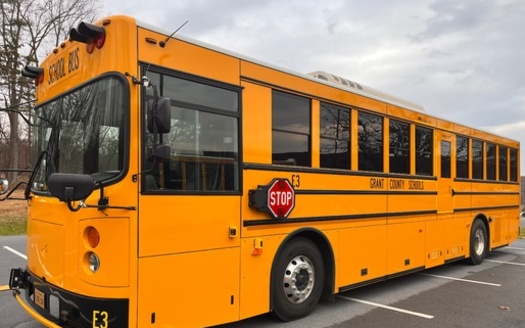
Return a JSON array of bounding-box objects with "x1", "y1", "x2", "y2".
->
[{"x1": 102, "y1": 0, "x2": 525, "y2": 165}]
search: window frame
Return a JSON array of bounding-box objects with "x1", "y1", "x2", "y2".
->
[
  {"x1": 486, "y1": 142, "x2": 496, "y2": 181},
  {"x1": 472, "y1": 139, "x2": 483, "y2": 180},
  {"x1": 498, "y1": 146, "x2": 508, "y2": 181},
  {"x1": 271, "y1": 90, "x2": 312, "y2": 167},
  {"x1": 456, "y1": 135, "x2": 469, "y2": 179},
  {"x1": 319, "y1": 102, "x2": 350, "y2": 169},
  {"x1": 358, "y1": 111, "x2": 384, "y2": 172},
  {"x1": 389, "y1": 119, "x2": 410, "y2": 174},
  {"x1": 141, "y1": 65, "x2": 242, "y2": 194},
  {"x1": 415, "y1": 126, "x2": 433, "y2": 176}
]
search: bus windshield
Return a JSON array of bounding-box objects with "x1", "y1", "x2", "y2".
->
[{"x1": 31, "y1": 75, "x2": 128, "y2": 192}]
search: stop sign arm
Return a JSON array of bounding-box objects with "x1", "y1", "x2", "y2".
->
[{"x1": 248, "y1": 178, "x2": 296, "y2": 219}]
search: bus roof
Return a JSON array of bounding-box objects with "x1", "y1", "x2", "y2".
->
[{"x1": 136, "y1": 19, "x2": 425, "y2": 113}]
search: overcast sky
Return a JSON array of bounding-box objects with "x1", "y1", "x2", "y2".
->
[{"x1": 103, "y1": 0, "x2": 525, "y2": 167}]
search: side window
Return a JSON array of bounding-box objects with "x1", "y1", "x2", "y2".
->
[
  {"x1": 320, "y1": 103, "x2": 350, "y2": 169},
  {"x1": 456, "y1": 136, "x2": 469, "y2": 178},
  {"x1": 499, "y1": 146, "x2": 508, "y2": 181},
  {"x1": 486, "y1": 143, "x2": 496, "y2": 180},
  {"x1": 441, "y1": 140, "x2": 451, "y2": 178},
  {"x1": 510, "y1": 148, "x2": 518, "y2": 182},
  {"x1": 415, "y1": 126, "x2": 433, "y2": 176},
  {"x1": 272, "y1": 90, "x2": 311, "y2": 166},
  {"x1": 358, "y1": 112, "x2": 383, "y2": 172},
  {"x1": 389, "y1": 120, "x2": 410, "y2": 174},
  {"x1": 472, "y1": 139, "x2": 483, "y2": 179},
  {"x1": 143, "y1": 72, "x2": 240, "y2": 192}
]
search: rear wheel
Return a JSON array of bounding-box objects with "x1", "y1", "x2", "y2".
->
[
  {"x1": 469, "y1": 219, "x2": 488, "y2": 265},
  {"x1": 271, "y1": 237, "x2": 324, "y2": 321}
]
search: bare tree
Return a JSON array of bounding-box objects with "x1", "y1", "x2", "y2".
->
[{"x1": 0, "y1": 0, "x2": 100, "y2": 184}]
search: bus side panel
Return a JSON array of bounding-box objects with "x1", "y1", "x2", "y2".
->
[
  {"x1": 239, "y1": 234, "x2": 284, "y2": 320},
  {"x1": 137, "y1": 248, "x2": 240, "y2": 327},
  {"x1": 241, "y1": 81, "x2": 272, "y2": 164},
  {"x1": 444, "y1": 213, "x2": 468, "y2": 261},
  {"x1": 388, "y1": 193, "x2": 437, "y2": 214},
  {"x1": 238, "y1": 229, "x2": 340, "y2": 320},
  {"x1": 386, "y1": 219, "x2": 426, "y2": 274},
  {"x1": 507, "y1": 208, "x2": 520, "y2": 243},
  {"x1": 490, "y1": 209, "x2": 511, "y2": 247},
  {"x1": 138, "y1": 196, "x2": 240, "y2": 257},
  {"x1": 471, "y1": 182, "x2": 520, "y2": 248},
  {"x1": 425, "y1": 219, "x2": 445, "y2": 268},
  {"x1": 337, "y1": 224, "x2": 387, "y2": 287}
]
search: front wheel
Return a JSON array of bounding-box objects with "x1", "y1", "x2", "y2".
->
[
  {"x1": 271, "y1": 237, "x2": 324, "y2": 321},
  {"x1": 469, "y1": 219, "x2": 488, "y2": 265}
]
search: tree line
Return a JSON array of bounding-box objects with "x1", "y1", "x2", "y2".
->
[{"x1": 0, "y1": 0, "x2": 101, "y2": 185}]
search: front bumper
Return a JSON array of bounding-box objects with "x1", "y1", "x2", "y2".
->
[{"x1": 9, "y1": 268, "x2": 129, "y2": 327}]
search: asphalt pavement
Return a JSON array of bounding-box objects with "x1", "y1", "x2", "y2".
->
[{"x1": 2, "y1": 236, "x2": 525, "y2": 328}]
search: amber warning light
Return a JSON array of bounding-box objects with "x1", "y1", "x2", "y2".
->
[{"x1": 86, "y1": 226, "x2": 100, "y2": 248}]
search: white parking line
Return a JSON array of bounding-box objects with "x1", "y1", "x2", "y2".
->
[
  {"x1": 337, "y1": 296, "x2": 434, "y2": 319},
  {"x1": 3, "y1": 246, "x2": 27, "y2": 260},
  {"x1": 486, "y1": 259, "x2": 525, "y2": 267},
  {"x1": 418, "y1": 273, "x2": 501, "y2": 286}
]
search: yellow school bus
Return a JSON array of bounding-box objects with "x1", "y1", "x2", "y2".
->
[{"x1": 9, "y1": 15, "x2": 520, "y2": 327}]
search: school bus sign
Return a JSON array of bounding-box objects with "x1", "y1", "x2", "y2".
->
[{"x1": 248, "y1": 178, "x2": 296, "y2": 219}]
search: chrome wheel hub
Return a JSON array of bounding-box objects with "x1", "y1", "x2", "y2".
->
[
  {"x1": 474, "y1": 228, "x2": 485, "y2": 255},
  {"x1": 282, "y1": 255, "x2": 315, "y2": 304}
]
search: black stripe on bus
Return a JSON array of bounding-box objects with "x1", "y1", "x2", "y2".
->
[
  {"x1": 243, "y1": 210, "x2": 437, "y2": 227},
  {"x1": 454, "y1": 177, "x2": 519, "y2": 185},
  {"x1": 296, "y1": 189, "x2": 437, "y2": 196},
  {"x1": 243, "y1": 162, "x2": 438, "y2": 180},
  {"x1": 454, "y1": 205, "x2": 519, "y2": 213},
  {"x1": 452, "y1": 190, "x2": 519, "y2": 196}
]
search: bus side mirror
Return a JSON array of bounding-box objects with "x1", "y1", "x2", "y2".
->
[
  {"x1": 47, "y1": 173, "x2": 94, "y2": 201},
  {"x1": 0, "y1": 178, "x2": 8, "y2": 195},
  {"x1": 147, "y1": 97, "x2": 171, "y2": 134}
]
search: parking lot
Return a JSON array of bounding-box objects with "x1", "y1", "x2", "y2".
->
[{"x1": 1, "y1": 236, "x2": 525, "y2": 327}]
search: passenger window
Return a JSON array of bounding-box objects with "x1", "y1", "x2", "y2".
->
[
  {"x1": 486, "y1": 143, "x2": 496, "y2": 180},
  {"x1": 415, "y1": 126, "x2": 433, "y2": 176},
  {"x1": 499, "y1": 146, "x2": 508, "y2": 181},
  {"x1": 441, "y1": 141, "x2": 451, "y2": 178},
  {"x1": 143, "y1": 73, "x2": 240, "y2": 192},
  {"x1": 358, "y1": 112, "x2": 383, "y2": 172},
  {"x1": 456, "y1": 136, "x2": 468, "y2": 178},
  {"x1": 510, "y1": 148, "x2": 518, "y2": 182},
  {"x1": 389, "y1": 120, "x2": 410, "y2": 174},
  {"x1": 272, "y1": 90, "x2": 311, "y2": 166},
  {"x1": 320, "y1": 103, "x2": 350, "y2": 169},
  {"x1": 472, "y1": 139, "x2": 483, "y2": 179}
]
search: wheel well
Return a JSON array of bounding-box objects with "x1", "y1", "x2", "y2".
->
[{"x1": 272, "y1": 229, "x2": 335, "y2": 304}]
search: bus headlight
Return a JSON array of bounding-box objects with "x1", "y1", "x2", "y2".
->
[{"x1": 87, "y1": 252, "x2": 100, "y2": 273}]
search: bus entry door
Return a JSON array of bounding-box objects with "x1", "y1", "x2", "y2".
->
[{"x1": 436, "y1": 131, "x2": 454, "y2": 214}]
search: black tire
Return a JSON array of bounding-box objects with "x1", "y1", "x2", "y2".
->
[
  {"x1": 271, "y1": 237, "x2": 324, "y2": 321},
  {"x1": 469, "y1": 219, "x2": 488, "y2": 265}
]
